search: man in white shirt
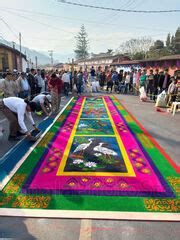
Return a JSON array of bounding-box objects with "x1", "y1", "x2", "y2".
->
[
  {"x1": 0, "y1": 97, "x2": 38, "y2": 141},
  {"x1": 35, "y1": 69, "x2": 44, "y2": 94},
  {"x1": 125, "y1": 72, "x2": 131, "y2": 94},
  {"x1": 62, "y1": 71, "x2": 70, "y2": 96},
  {"x1": 17, "y1": 72, "x2": 30, "y2": 99},
  {"x1": 32, "y1": 94, "x2": 51, "y2": 116},
  {"x1": 133, "y1": 69, "x2": 138, "y2": 95}
]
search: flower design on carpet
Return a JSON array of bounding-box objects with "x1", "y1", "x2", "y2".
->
[
  {"x1": 167, "y1": 177, "x2": 180, "y2": 196},
  {"x1": 0, "y1": 195, "x2": 14, "y2": 206},
  {"x1": 12, "y1": 196, "x2": 51, "y2": 209},
  {"x1": 38, "y1": 132, "x2": 54, "y2": 148},
  {"x1": 144, "y1": 199, "x2": 180, "y2": 212},
  {"x1": 41, "y1": 148, "x2": 63, "y2": 174},
  {"x1": 129, "y1": 149, "x2": 151, "y2": 175},
  {"x1": 3, "y1": 174, "x2": 26, "y2": 194}
]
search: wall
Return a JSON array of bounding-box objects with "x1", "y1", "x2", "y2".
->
[{"x1": 0, "y1": 48, "x2": 14, "y2": 71}]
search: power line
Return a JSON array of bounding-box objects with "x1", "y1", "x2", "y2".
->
[
  {"x1": 0, "y1": 33, "x2": 9, "y2": 42},
  {"x1": 58, "y1": 0, "x2": 180, "y2": 13},
  {"x1": 2, "y1": 9, "x2": 75, "y2": 35},
  {"x1": 0, "y1": 7, "x2": 171, "y2": 33},
  {"x1": 0, "y1": 17, "x2": 19, "y2": 39}
]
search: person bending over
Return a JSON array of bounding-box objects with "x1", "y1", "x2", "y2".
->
[
  {"x1": 32, "y1": 94, "x2": 51, "y2": 116},
  {"x1": 0, "y1": 97, "x2": 38, "y2": 141}
]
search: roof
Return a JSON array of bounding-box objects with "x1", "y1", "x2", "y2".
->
[
  {"x1": 111, "y1": 60, "x2": 140, "y2": 66},
  {"x1": 0, "y1": 43, "x2": 26, "y2": 59},
  {"x1": 76, "y1": 54, "x2": 128, "y2": 63},
  {"x1": 158, "y1": 55, "x2": 180, "y2": 60},
  {"x1": 111, "y1": 54, "x2": 180, "y2": 66}
]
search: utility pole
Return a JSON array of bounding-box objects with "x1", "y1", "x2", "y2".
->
[
  {"x1": 35, "y1": 56, "x2": 38, "y2": 70},
  {"x1": 12, "y1": 41, "x2": 17, "y2": 70},
  {"x1": 48, "y1": 50, "x2": 54, "y2": 69},
  {"x1": 72, "y1": 58, "x2": 74, "y2": 81},
  {"x1": 72, "y1": 58, "x2": 75, "y2": 93},
  {"x1": 27, "y1": 54, "x2": 30, "y2": 69},
  {"x1": 19, "y1": 32, "x2": 22, "y2": 72}
]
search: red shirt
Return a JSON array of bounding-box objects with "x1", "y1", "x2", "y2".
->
[{"x1": 49, "y1": 77, "x2": 63, "y2": 93}]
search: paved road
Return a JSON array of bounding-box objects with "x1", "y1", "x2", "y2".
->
[{"x1": 0, "y1": 93, "x2": 179, "y2": 240}]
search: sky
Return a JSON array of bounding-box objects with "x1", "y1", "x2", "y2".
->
[{"x1": 0, "y1": 0, "x2": 179, "y2": 62}]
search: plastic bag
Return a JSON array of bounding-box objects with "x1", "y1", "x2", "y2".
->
[
  {"x1": 155, "y1": 91, "x2": 167, "y2": 107},
  {"x1": 87, "y1": 84, "x2": 92, "y2": 93},
  {"x1": 73, "y1": 84, "x2": 77, "y2": 91},
  {"x1": 92, "y1": 81, "x2": 100, "y2": 92},
  {"x1": 139, "y1": 86, "x2": 147, "y2": 101}
]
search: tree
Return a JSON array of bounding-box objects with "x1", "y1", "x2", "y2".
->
[
  {"x1": 147, "y1": 47, "x2": 170, "y2": 59},
  {"x1": 132, "y1": 52, "x2": 145, "y2": 60},
  {"x1": 170, "y1": 35, "x2": 175, "y2": 52},
  {"x1": 74, "y1": 25, "x2": 89, "y2": 60},
  {"x1": 166, "y1": 33, "x2": 171, "y2": 48},
  {"x1": 174, "y1": 27, "x2": 180, "y2": 54},
  {"x1": 153, "y1": 40, "x2": 164, "y2": 50},
  {"x1": 107, "y1": 49, "x2": 113, "y2": 55},
  {"x1": 118, "y1": 37, "x2": 154, "y2": 59},
  {"x1": 147, "y1": 40, "x2": 171, "y2": 58}
]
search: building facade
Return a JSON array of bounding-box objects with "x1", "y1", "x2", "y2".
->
[
  {"x1": 111, "y1": 55, "x2": 180, "y2": 75},
  {"x1": 0, "y1": 43, "x2": 27, "y2": 72},
  {"x1": 76, "y1": 53, "x2": 130, "y2": 71}
]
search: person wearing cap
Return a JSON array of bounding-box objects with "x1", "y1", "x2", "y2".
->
[
  {"x1": 0, "y1": 97, "x2": 38, "y2": 141},
  {"x1": 32, "y1": 94, "x2": 51, "y2": 116}
]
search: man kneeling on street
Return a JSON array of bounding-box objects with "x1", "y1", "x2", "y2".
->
[
  {"x1": 0, "y1": 97, "x2": 39, "y2": 141},
  {"x1": 32, "y1": 94, "x2": 51, "y2": 116}
]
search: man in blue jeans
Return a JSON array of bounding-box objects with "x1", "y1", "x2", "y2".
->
[{"x1": 77, "y1": 71, "x2": 83, "y2": 95}]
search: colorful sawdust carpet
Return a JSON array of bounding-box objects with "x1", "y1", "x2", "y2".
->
[{"x1": 0, "y1": 96, "x2": 179, "y2": 220}]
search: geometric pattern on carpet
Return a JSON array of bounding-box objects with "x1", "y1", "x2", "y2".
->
[{"x1": 0, "y1": 96, "x2": 179, "y2": 219}]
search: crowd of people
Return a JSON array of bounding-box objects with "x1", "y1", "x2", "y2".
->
[{"x1": 0, "y1": 66, "x2": 179, "y2": 141}]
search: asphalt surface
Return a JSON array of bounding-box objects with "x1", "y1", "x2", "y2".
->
[{"x1": 0, "y1": 93, "x2": 180, "y2": 240}]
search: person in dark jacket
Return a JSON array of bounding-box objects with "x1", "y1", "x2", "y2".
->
[
  {"x1": 77, "y1": 71, "x2": 83, "y2": 95},
  {"x1": 28, "y1": 68, "x2": 37, "y2": 99},
  {"x1": 158, "y1": 69, "x2": 171, "y2": 92},
  {"x1": 147, "y1": 69, "x2": 154, "y2": 100},
  {"x1": 153, "y1": 69, "x2": 160, "y2": 101}
]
